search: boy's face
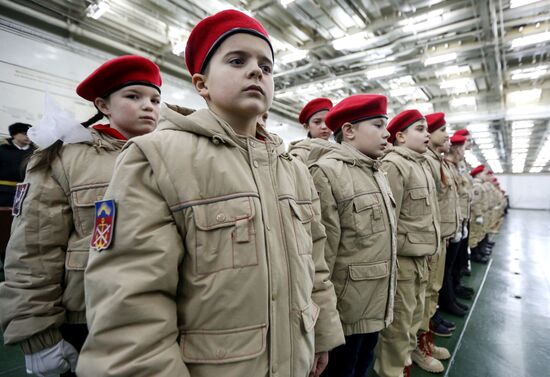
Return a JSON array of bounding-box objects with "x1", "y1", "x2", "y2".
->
[
  {"x1": 429, "y1": 125, "x2": 449, "y2": 149},
  {"x1": 12, "y1": 132, "x2": 31, "y2": 146},
  {"x1": 452, "y1": 144, "x2": 465, "y2": 160},
  {"x1": 306, "y1": 110, "x2": 331, "y2": 140},
  {"x1": 194, "y1": 33, "x2": 274, "y2": 121},
  {"x1": 344, "y1": 117, "x2": 389, "y2": 159},
  {"x1": 397, "y1": 119, "x2": 430, "y2": 153}
]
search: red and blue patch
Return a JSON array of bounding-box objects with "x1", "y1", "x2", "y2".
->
[{"x1": 91, "y1": 199, "x2": 116, "y2": 251}]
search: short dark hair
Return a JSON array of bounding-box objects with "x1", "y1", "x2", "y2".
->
[{"x1": 9, "y1": 122, "x2": 32, "y2": 137}]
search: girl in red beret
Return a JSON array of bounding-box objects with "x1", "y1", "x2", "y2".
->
[
  {"x1": 78, "y1": 9, "x2": 344, "y2": 377},
  {"x1": 0, "y1": 55, "x2": 162, "y2": 377},
  {"x1": 288, "y1": 97, "x2": 335, "y2": 164}
]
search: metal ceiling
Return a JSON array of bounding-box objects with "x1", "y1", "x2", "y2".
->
[{"x1": 1, "y1": 0, "x2": 549, "y2": 173}]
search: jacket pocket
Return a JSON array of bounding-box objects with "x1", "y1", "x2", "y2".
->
[
  {"x1": 192, "y1": 196, "x2": 258, "y2": 274},
  {"x1": 352, "y1": 194, "x2": 386, "y2": 237},
  {"x1": 288, "y1": 199, "x2": 314, "y2": 255},
  {"x1": 337, "y1": 261, "x2": 390, "y2": 324},
  {"x1": 71, "y1": 185, "x2": 108, "y2": 235},
  {"x1": 300, "y1": 302, "x2": 320, "y2": 333},
  {"x1": 180, "y1": 324, "x2": 267, "y2": 364},
  {"x1": 62, "y1": 251, "x2": 89, "y2": 313},
  {"x1": 405, "y1": 187, "x2": 431, "y2": 216}
]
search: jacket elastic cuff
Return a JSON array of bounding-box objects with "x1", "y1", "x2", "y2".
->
[
  {"x1": 20, "y1": 327, "x2": 63, "y2": 354},
  {"x1": 315, "y1": 330, "x2": 345, "y2": 353}
]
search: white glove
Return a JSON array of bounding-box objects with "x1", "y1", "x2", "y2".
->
[
  {"x1": 452, "y1": 231, "x2": 462, "y2": 243},
  {"x1": 475, "y1": 216, "x2": 483, "y2": 225},
  {"x1": 462, "y1": 223, "x2": 468, "y2": 238},
  {"x1": 25, "y1": 340, "x2": 78, "y2": 377}
]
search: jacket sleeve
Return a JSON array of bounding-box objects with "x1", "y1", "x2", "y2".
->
[
  {"x1": 77, "y1": 143, "x2": 189, "y2": 377},
  {"x1": 380, "y1": 160, "x2": 405, "y2": 220},
  {"x1": 0, "y1": 160, "x2": 71, "y2": 353},
  {"x1": 307, "y1": 169, "x2": 345, "y2": 353}
]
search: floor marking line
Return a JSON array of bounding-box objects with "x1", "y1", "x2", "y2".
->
[{"x1": 443, "y1": 258, "x2": 494, "y2": 377}]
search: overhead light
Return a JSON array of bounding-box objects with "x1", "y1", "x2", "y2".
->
[
  {"x1": 450, "y1": 96, "x2": 477, "y2": 108},
  {"x1": 440, "y1": 77, "x2": 477, "y2": 93},
  {"x1": 511, "y1": 31, "x2": 550, "y2": 48},
  {"x1": 468, "y1": 122, "x2": 490, "y2": 132},
  {"x1": 510, "y1": 65, "x2": 548, "y2": 81},
  {"x1": 401, "y1": 10, "x2": 445, "y2": 33},
  {"x1": 332, "y1": 32, "x2": 370, "y2": 51},
  {"x1": 507, "y1": 88, "x2": 542, "y2": 105},
  {"x1": 474, "y1": 138, "x2": 494, "y2": 144},
  {"x1": 86, "y1": 0, "x2": 110, "y2": 20},
  {"x1": 478, "y1": 143, "x2": 495, "y2": 149},
  {"x1": 512, "y1": 129, "x2": 532, "y2": 137},
  {"x1": 512, "y1": 120, "x2": 534, "y2": 129},
  {"x1": 510, "y1": 0, "x2": 542, "y2": 9},
  {"x1": 483, "y1": 150, "x2": 500, "y2": 160},
  {"x1": 409, "y1": 102, "x2": 434, "y2": 114},
  {"x1": 530, "y1": 166, "x2": 543, "y2": 173},
  {"x1": 279, "y1": 49, "x2": 309, "y2": 65},
  {"x1": 280, "y1": 0, "x2": 296, "y2": 7},
  {"x1": 321, "y1": 79, "x2": 346, "y2": 91},
  {"x1": 366, "y1": 66, "x2": 397, "y2": 79},
  {"x1": 168, "y1": 26, "x2": 189, "y2": 56},
  {"x1": 436, "y1": 65, "x2": 471, "y2": 77},
  {"x1": 388, "y1": 76, "x2": 415, "y2": 89},
  {"x1": 424, "y1": 52, "x2": 457, "y2": 66},
  {"x1": 471, "y1": 131, "x2": 492, "y2": 138}
]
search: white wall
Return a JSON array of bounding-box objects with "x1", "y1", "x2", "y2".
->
[
  {"x1": 496, "y1": 174, "x2": 550, "y2": 210},
  {"x1": 0, "y1": 23, "x2": 306, "y2": 147}
]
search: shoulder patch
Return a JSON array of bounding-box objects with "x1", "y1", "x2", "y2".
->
[
  {"x1": 12, "y1": 183, "x2": 30, "y2": 216},
  {"x1": 91, "y1": 199, "x2": 116, "y2": 251}
]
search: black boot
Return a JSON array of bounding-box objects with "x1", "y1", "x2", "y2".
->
[
  {"x1": 455, "y1": 300, "x2": 469, "y2": 311},
  {"x1": 440, "y1": 301, "x2": 467, "y2": 317}
]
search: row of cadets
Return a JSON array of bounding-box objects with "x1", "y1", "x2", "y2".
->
[
  {"x1": 374, "y1": 110, "x2": 441, "y2": 377},
  {"x1": 308, "y1": 94, "x2": 397, "y2": 376},
  {"x1": 77, "y1": 9, "x2": 345, "y2": 377},
  {"x1": 0, "y1": 55, "x2": 163, "y2": 376},
  {"x1": 410, "y1": 112, "x2": 461, "y2": 374}
]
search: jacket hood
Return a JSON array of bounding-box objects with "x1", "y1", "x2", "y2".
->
[
  {"x1": 158, "y1": 105, "x2": 285, "y2": 152},
  {"x1": 385, "y1": 145, "x2": 426, "y2": 163},
  {"x1": 322, "y1": 141, "x2": 379, "y2": 169}
]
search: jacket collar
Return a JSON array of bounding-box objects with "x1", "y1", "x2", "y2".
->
[{"x1": 389, "y1": 145, "x2": 427, "y2": 163}]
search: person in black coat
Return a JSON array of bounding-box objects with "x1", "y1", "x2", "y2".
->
[{"x1": 0, "y1": 123, "x2": 35, "y2": 207}]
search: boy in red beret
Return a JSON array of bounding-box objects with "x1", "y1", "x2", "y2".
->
[
  {"x1": 308, "y1": 94, "x2": 396, "y2": 377},
  {"x1": 78, "y1": 10, "x2": 344, "y2": 377},
  {"x1": 374, "y1": 110, "x2": 441, "y2": 377},
  {"x1": 288, "y1": 98, "x2": 335, "y2": 164},
  {"x1": 410, "y1": 112, "x2": 461, "y2": 374}
]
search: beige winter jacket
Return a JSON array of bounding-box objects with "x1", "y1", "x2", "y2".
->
[
  {"x1": 380, "y1": 146, "x2": 441, "y2": 257},
  {"x1": 310, "y1": 142, "x2": 397, "y2": 336},
  {"x1": 425, "y1": 147, "x2": 460, "y2": 239},
  {"x1": 448, "y1": 160, "x2": 471, "y2": 222},
  {"x1": 0, "y1": 129, "x2": 126, "y2": 354},
  {"x1": 77, "y1": 106, "x2": 344, "y2": 377}
]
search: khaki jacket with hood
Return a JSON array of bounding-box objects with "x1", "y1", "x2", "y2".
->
[
  {"x1": 380, "y1": 146, "x2": 441, "y2": 257},
  {"x1": 470, "y1": 177, "x2": 487, "y2": 220},
  {"x1": 448, "y1": 160, "x2": 471, "y2": 222},
  {"x1": 77, "y1": 106, "x2": 345, "y2": 377},
  {"x1": 310, "y1": 142, "x2": 397, "y2": 336},
  {"x1": 425, "y1": 147, "x2": 460, "y2": 239},
  {"x1": 0, "y1": 129, "x2": 126, "y2": 354},
  {"x1": 287, "y1": 138, "x2": 340, "y2": 166}
]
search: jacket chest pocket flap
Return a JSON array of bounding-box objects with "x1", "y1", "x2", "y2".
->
[
  {"x1": 180, "y1": 324, "x2": 267, "y2": 364},
  {"x1": 288, "y1": 199, "x2": 314, "y2": 255},
  {"x1": 71, "y1": 185, "x2": 108, "y2": 235},
  {"x1": 192, "y1": 196, "x2": 258, "y2": 274},
  {"x1": 352, "y1": 194, "x2": 386, "y2": 236},
  {"x1": 406, "y1": 187, "x2": 431, "y2": 216}
]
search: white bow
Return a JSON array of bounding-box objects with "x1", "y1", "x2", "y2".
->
[{"x1": 28, "y1": 93, "x2": 93, "y2": 148}]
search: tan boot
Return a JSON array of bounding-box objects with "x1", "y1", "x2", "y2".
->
[
  {"x1": 428, "y1": 331, "x2": 451, "y2": 360},
  {"x1": 411, "y1": 332, "x2": 445, "y2": 373}
]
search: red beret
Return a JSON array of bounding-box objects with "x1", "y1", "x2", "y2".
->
[
  {"x1": 299, "y1": 98, "x2": 333, "y2": 124},
  {"x1": 387, "y1": 109, "x2": 424, "y2": 143},
  {"x1": 324, "y1": 94, "x2": 387, "y2": 132},
  {"x1": 425, "y1": 112, "x2": 446, "y2": 133},
  {"x1": 185, "y1": 10, "x2": 273, "y2": 75},
  {"x1": 450, "y1": 134, "x2": 466, "y2": 145},
  {"x1": 77, "y1": 55, "x2": 161, "y2": 101},
  {"x1": 470, "y1": 164, "x2": 485, "y2": 177},
  {"x1": 454, "y1": 129, "x2": 470, "y2": 136}
]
